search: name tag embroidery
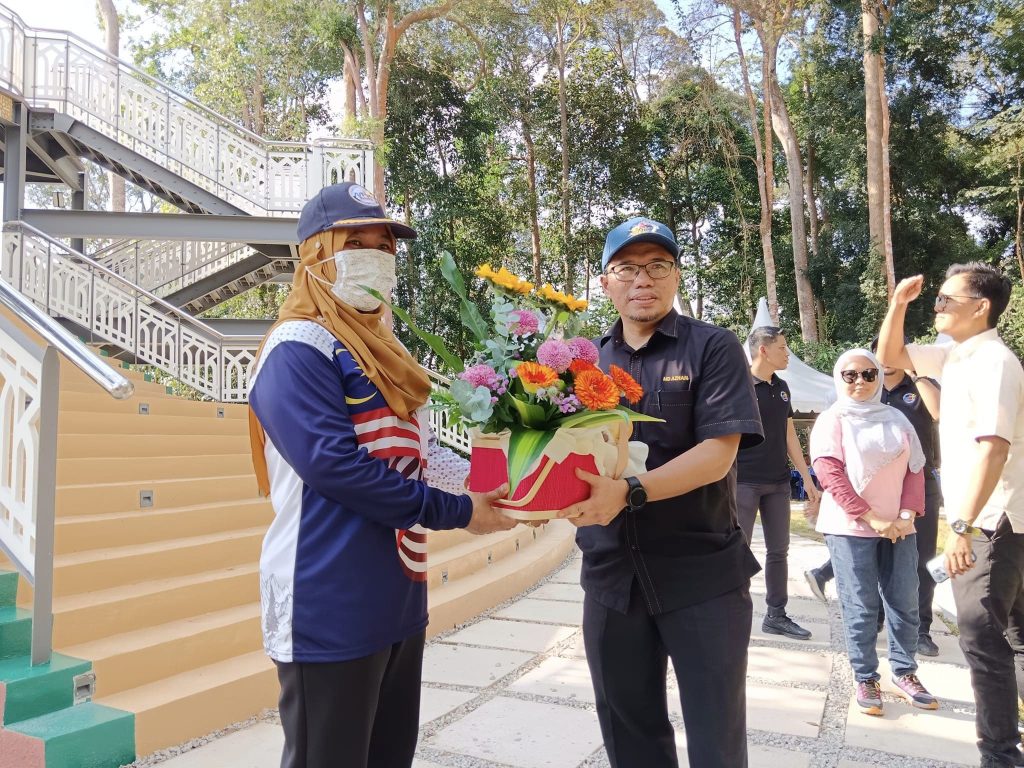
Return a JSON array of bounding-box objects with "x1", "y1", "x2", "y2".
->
[{"x1": 663, "y1": 375, "x2": 690, "y2": 382}]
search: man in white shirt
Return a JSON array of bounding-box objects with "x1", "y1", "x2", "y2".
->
[{"x1": 878, "y1": 262, "x2": 1024, "y2": 768}]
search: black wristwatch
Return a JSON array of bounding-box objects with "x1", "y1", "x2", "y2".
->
[
  {"x1": 950, "y1": 519, "x2": 976, "y2": 536},
  {"x1": 624, "y1": 476, "x2": 647, "y2": 512}
]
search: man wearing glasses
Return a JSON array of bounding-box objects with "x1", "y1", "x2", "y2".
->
[
  {"x1": 563, "y1": 217, "x2": 763, "y2": 767},
  {"x1": 878, "y1": 263, "x2": 1024, "y2": 768}
]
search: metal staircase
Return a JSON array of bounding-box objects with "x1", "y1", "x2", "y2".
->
[{"x1": 0, "y1": 3, "x2": 370, "y2": 311}]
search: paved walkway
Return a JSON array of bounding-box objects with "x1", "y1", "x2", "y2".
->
[{"x1": 142, "y1": 521, "x2": 982, "y2": 768}]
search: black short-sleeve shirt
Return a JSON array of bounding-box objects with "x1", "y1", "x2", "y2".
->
[
  {"x1": 576, "y1": 310, "x2": 764, "y2": 615},
  {"x1": 881, "y1": 375, "x2": 938, "y2": 470},
  {"x1": 737, "y1": 373, "x2": 795, "y2": 485}
]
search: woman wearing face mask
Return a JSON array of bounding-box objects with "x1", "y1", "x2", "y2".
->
[
  {"x1": 810, "y1": 348, "x2": 939, "y2": 718},
  {"x1": 248, "y1": 182, "x2": 516, "y2": 768}
]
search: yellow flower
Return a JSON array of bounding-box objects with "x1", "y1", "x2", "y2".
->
[{"x1": 474, "y1": 264, "x2": 497, "y2": 280}]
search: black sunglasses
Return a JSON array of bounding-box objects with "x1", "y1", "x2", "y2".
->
[{"x1": 840, "y1": 368, "x2": 879, "y2": 384}]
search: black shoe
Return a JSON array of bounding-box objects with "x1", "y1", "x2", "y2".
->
[
  {"x1": 804, "y1": 569, "x2": 828, "y2": 603},
  {"x1": 762, "y1": 613, "x2": 812, "y2": 640},
  {"x1": 980, "y1": 748, "x2": 1024, "y2": 767},
  {"x1": 917, "y1": 634, "x2": 939, "y2": 657}
]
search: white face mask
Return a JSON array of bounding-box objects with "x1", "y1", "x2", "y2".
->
[{"x1": 310, "y1": 248, "x2": 397, "y2": 311}]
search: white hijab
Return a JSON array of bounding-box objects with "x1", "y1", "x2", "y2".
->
[{"x1": 810, "y1": 348, "x2": 925, "y2": 493}]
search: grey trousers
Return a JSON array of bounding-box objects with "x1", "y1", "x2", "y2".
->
[{"x1": 737, "y1": 480, "x2": 793, "y2": 615}]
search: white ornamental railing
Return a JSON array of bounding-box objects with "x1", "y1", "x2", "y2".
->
[
  {"x1": 3, "y1": 222, "x2": 261, "y2": 402},
  {"x1": 0, "y1": 4, "x2": 373, "y2": 213},
  {"x1": 0, "y1": 274, "x2": 132, "y2": 665},
  {"x1": 1, "y1": 221, "x2": 475, "y2": 460},
  {"x1": 91, "y1": 239, "x2": 259, "y2": 297}
]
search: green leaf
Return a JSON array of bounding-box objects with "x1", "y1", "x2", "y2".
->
[
  {"x1": 508, "y1": 395, "x2": 549, "y2": 428},
  {"x1": 364, "y1": 287, "x2": 464, "y2": 373},
  {"x1": 439, "y1": 252, "x2": 490, "y2": 343},
  {"x1": 506, "y1": 425, "x2": 557, "y2": 494},
  {"x1": 554, "y1": 406, "x2": 664, "y2": 429}
]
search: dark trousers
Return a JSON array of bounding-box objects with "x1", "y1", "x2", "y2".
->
[
  {"x1": 737, "y1": 480, "x2": 793, "y2": 615},
  {"x1": 275, "y1": 631, "x2": 425, "y2": 768},
  {"x1": 816, "y1": 471, "x2": 942, "y2": 636},
  {"x1": 952, "y1": 515, "x2": 1024, "y2": 765},
  {"x1": 583, "y1": 582, "x2": 752, "y2": 768}
]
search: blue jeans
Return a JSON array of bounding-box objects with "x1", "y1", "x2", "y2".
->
[{"x1": 825, "y1": 533, "x2": 920, "y2": 682}]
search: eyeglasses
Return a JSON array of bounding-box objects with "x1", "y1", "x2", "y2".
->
[
  {"x1": 606, "y1": 260, "x2": 676, "y2": 282},
  {"x1": 840, "y1": 368, "x2": 879, "y2": 384},
  {"x1": 935, "y1": 293, "x2": 982, "y2": 311}
]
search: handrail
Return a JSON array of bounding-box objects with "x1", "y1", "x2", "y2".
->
[
  {"x1": 0, "y1": 274, "x2": 133, "y2": 399},
  {"x1": 0, "y1": 4, "x2": 372, "y2": 151}
]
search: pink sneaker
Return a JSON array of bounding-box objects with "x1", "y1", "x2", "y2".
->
[
  {"x1": 856, "y1": 680, "x2": 883, "y2": 716},
  {"x1": 892, "y1": 673, "x2": 939, "y2": 710}
]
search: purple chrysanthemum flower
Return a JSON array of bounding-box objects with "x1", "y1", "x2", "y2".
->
[
  {"x1": 459, "y1": 364, "x2": 500, "y2": 390},
  {"x1": 537, "y1": 339, "x2": 573, "y2": 373},
  {"x1": 510, "y1": 309, "x2": 540, "y2": 336},
  {"x1": 567, "y1": 337, "x2": 599, "y2": 365}
]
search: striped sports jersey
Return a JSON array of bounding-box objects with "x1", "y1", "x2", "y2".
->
[{"x1": 249, "y1": 320, "x2": 471, "y2": 663}]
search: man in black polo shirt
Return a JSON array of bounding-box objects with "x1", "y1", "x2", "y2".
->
[
  {"x1": 804, "y1": 339, "x2": 942, "y2": 655},
  {"x1": 737, "y1": 326, "x2": 820, "y2": 641},
  {"x1": 559, "y1": 217, "x2": 763, "y2": 768}
]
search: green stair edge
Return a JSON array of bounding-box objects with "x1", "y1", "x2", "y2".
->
[
  {"x1": 0, "y1": 652, "x2": 92, "y2": 725},
  {"x1": 0, "y1": 605, "x2": 32, "y2": 660},
  {"x1": 7, "y1": 701, "x2": 136, "y2": 768},
  {"x1": 0, "y1": 570, "x2": 18, "y2": 607}
]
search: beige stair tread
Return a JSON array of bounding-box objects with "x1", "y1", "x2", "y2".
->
[
  {"x1": 53, "y1": 563, "x2": 260, "y2": 612},
  {"x1": 428, "y1": 527, "x2": 525, "y2": 567},
  {"x1": 101, "y1": 650, "x2": 273, "y2": 713},
  {"x1": 62, "y1": 603, "x2": 261, "y2": 661},
  {"x1": 55, "y1": 527, "x2": 267, "y2": 566},
  {"x1": 59, "y1": 412, "x2": 250, "y2": 434},
  {"x1": 57, "y1": 497, "x2": 270, "y2": 526},
  {"x1": 57, "y1": 473, "x2": 256, "y2": 493}
]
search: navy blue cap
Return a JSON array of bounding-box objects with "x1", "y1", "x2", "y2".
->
[
  {"x1": 601, "y1": 217, "x2": 679, "y2": 270},
  {"x1": 296, "y1": 182, "x2": 417, "y2": 242}
]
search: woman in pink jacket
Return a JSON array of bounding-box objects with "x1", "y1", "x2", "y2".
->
[{"x1": 810, "y1": 348, "x2": 938, "y2": 717}]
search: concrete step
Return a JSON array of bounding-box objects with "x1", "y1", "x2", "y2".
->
[
  {"x1": 58, "y1": 412, "x2": 249, "y2": 436},
  {"x1": 0, "y1": 570, "x2": 17, "y2": 608},
  {"x1": 101, "y1": 650, "x2": 276, "y2": 757},
  {"x1": 56, "y1": 474, "x2": 259, "y2": 516},
  {"x1": 58, "y1": 390, "x2": 248, "y2": 419},
  {"x1": 63, "y1": 604, "x2": 262, "y2": 698},
  {"x1": 0, "y1": 606, "x2": 31, "y2": 660},
  {"x1": 0, "y1": 700, "x2": 135, "y2": 768},
  {"x1": 53, "y1": 528, "x2": 265, "y2": 596},
  {"x1": 427, "y1": 520, "x2": 576, "y2": 637},
  {"x1": 426, "y1": 526, "x2": 541, "y2": 590},
  {"x1": 54, "y1": 499, "x2": 273, "y2": 556},
  {"x1": 57, "y1": 432, "x2": 249, "y2": 459},
  {"x1": 60, "y1": 366, "x2": 175, "y2": 399},
  {"x1": 57, "y1": 453, "x2": 255, "y2": 484},
  {"x1": 51, "y1": 564, "x2": 259, "y2": 647},
  {"x1": 426, "y1": 527, "x2": 475, "y2": 554},
  {"x1": 0, "y1": 652, "x2": 92, "y2": 726}
]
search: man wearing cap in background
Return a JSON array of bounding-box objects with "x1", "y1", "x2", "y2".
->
[
  {"x1": 737, "y1": 325, "x2": 820, "y2": 641},
  {"x1": 560, "y1": 217, "x2": 764, "y2": 767},
  {"x1": 247, "y1": 182, "x2": 517, "y2": 768}
]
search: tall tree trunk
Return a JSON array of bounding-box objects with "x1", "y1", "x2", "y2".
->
[
  {"x1": 522, "y1": 119, "x2": 543, "y2": 286},
  {"x1": 802, "y1": 72, "x2": 821, "y2": 262},
  {"x1": 733, "y1": 10, "x2": 778, "y2": 323},
  {"x1": 770, "y1": 81, "x2": 818, "y2": 341},
  {"x1": 97, "y1": 0, "x2": 125, "y2": 212},
  {"x1": 862, "y1": 2, "x2": 894, "y2": 296},
  {"x1": 556, "y1": 27, "x2": 573, "y2": 294}
]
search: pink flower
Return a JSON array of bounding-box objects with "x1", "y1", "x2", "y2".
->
[
  {"x1": 537, "y1": 339, "x2": 573, "y2": 373},
  {"x1": 510, "y1": 309, "x2": 540, "y2": 336},
  {"x1": 567, "y1": 337, "x2": 599, "y2": 365},
  {"x1": 459, "y1": 364, "x2": 500, "y2": 390}
]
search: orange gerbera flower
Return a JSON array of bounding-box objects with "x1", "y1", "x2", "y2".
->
[
  {"x1": 516, "y1": 361, "x2": 559, "y2": 393},
  {"x1": 568, "y1": 359, "x2": 600, "y2": 376},
  {"x1": 574, "y1": 369, "x2": 620, "y2": 411},
  {"x1": 609, "y1": 365, "x2": 643, "y2": 404}
]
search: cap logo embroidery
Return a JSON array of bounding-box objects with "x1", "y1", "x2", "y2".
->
[
  {"x1": 629, "y1": 221, "x2": 658, "y2": 236},
  {"x1": 349, "y1": 184, "x2": 379, "y2": 207},
  {"x1": 903, "y1": 392, "x2": 917, "y2": 404}
]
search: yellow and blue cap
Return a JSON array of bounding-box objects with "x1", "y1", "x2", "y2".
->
[{"x1": 601, "y1": 217, "x2": 679, "y2": 271}]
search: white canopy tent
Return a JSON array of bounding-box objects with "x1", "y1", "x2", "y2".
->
[{"x1": 746, "y1": 298, "x2": 836, "y2": 415}]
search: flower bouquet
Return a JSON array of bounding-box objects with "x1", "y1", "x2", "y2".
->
[{"x1": 370, "y1": 254, "x2": 661, "y2": 520}]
